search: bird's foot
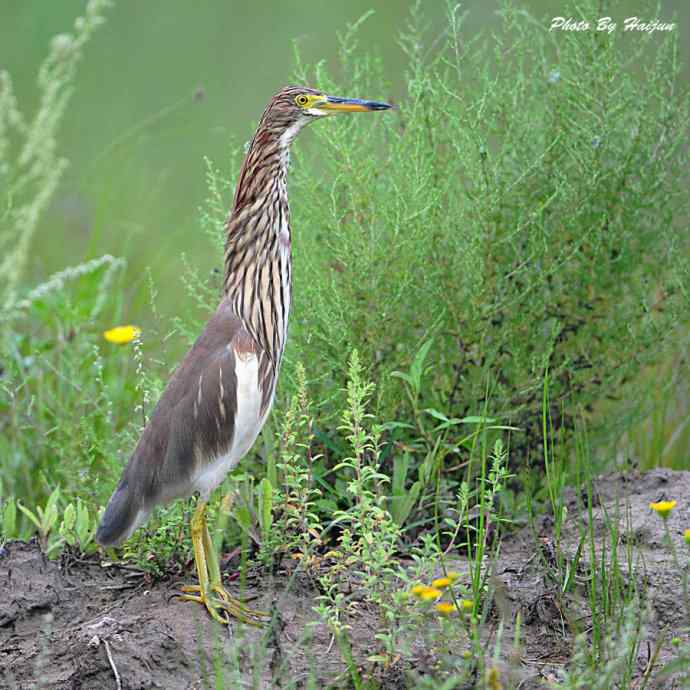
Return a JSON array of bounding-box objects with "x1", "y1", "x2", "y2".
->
[{"x1": 177, "y1": 583, "x2": 269, "y2": 626}]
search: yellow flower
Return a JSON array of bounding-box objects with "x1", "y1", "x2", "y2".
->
[
  {"x1": 410, "y1": 584, "x2": 443, "y2": 601},
  {"x1": 103, "y1": 325, "x2": 141, "y2": 345},
  {"x1": 419, "y1": 587, "x2": 442, "y2": 602},
  {"x1": 435, "y1": 602, "x2": 457, "y2": 616},
  {"x1": 431, "y1": 571, "x2": 460, "y2": 589},
  {"x1": 649, "y1": 500, "x2": 677, "y2": 519},
  {"x1": 410, "y1": 584, "x2": 428, "y2": 598},
  {"x1": 684, "y1": 529, "x2": 690, "y2": 546}
]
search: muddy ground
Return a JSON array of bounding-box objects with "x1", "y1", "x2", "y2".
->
[{"x1": 1, "y1": 469, "x2": 689, "y2": 689}]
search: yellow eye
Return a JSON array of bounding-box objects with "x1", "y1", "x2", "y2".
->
[{"x1": 295, "y1": 94, "x2": 309, "y2": 107}]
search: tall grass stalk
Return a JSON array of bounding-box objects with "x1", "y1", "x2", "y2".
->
[{"x1": 0, "y1": 0, "x2": 111, "y2": 313}]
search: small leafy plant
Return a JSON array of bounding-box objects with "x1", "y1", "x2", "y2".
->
[
  {"x1": 59, "y1": 499, "x2": 100, "y2": 554},
  {"x1": 17, "y1": 487, "x2": 61, "y2": 552}
]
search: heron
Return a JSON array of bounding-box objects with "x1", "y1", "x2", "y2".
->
[{"x1": 96, "y1": 86, "x2": 393, "y2": 625}]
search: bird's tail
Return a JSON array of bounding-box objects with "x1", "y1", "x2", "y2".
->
[{"x1": 96, "y1": 478, "x2": 143, "y2": 547}]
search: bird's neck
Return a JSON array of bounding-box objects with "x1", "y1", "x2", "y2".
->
[{"x1": 222, "y1": 125, "x2": 294, "y2": 363}]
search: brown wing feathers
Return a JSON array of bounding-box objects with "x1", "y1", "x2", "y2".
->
[{"x1": 96, "y1": 301, "x2": 244, "y2": 545}]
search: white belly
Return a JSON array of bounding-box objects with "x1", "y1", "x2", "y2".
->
[{"x1": 193, "y1": 351, "x2": 270, "y2": 498}]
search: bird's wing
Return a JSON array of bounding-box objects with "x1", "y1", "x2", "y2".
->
[
  {"x1": 123, "y1": 298, "x2": 257, "y2": 507},
  {"x1": 97, "y1": 298, "x2": 262, "y2": 545}
]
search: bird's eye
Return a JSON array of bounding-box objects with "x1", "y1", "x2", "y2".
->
[{"x1": 295, "y1": 94, "x2": 309, "y2": 107}]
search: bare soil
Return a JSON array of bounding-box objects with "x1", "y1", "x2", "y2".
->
[{"x1": 1, "y1": 469, "x2": 689, "y2": 689}]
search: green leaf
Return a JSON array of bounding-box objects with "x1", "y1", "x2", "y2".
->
[
  {"x1": 391, "y1": 453, "x2": 410, "y2": 499},
  {"x1": 257, "y1": 478, "x2": 273, "y2": 542},
  {"x1": 62, "y1": 503, "x2": 76, "y2": 533},
  {"x1": 389, "y1": 453, "x2": 424, "y2": 527},
  {"x1": 2, "y1": 499, "x2": 17, "y2": 538},
  {"x1": 17, "y1": 502, "x2": 42, "y2": 532},
  {"x1": 76, "y1": 502, "x2": 91, "y2": 544},
  {"x1": 380, "y1": 420, "x2": 415, "y2": 431},
  {"x1": 409, "y1": 339, "x2": 434, "y2": 394},
  {"x1": 43, "y1": 487, "x2": 61, "y2": 534},
  {"x1": 424, "y1": 410, "x2": 497, "y2": 426},
  {"x1": 46, "y1": 537, "x2": 65, "y2": 558},
  {"x1": 233, "y1": 503, "x2": 252, "y2": 533},
  {"x1": 60, "y1": 526, "x2": 76, "y2": 546},
  {"x1": 424, "y1": 408, "x2": 451, "y2": 422},
  {"x1": 390, "y1": 370, "x2": 412, "y2": 385},
  {"x1": 391, "y1": 480, "x2": 422, "y2": 528}
]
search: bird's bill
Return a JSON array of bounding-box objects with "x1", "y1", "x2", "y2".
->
[{"x1": 320, "y1": 95, "x2": 393, "y2": 112}]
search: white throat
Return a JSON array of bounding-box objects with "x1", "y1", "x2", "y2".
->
[{"x1": 279, "y1": 120, "x2": 306, "y2": 149}]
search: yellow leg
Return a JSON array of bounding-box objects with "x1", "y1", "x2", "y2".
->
[{"x1": 177, "y1": 500, "x2": 269, "y2": 626}]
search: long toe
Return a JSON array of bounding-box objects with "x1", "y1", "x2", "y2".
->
[
  {"x1": 178, "y1": 590, "x2": 231, "y2": 625},
  {"x1": 176, "y1": 583, "x2": 267, "y2": 626},
  {"x1": 210, "y1": 584, "x2": 270, "y2": 623}
]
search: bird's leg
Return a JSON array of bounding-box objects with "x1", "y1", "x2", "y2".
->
[
  {"x1": 201, "y1": 519, "x2": 269, "y2": 623},
  {"x1": 177, "y1": 500, "x2": 268, "y2": 626},
  {"x1": 177, "y1": 500, "x2": 229, "y2": 625}
]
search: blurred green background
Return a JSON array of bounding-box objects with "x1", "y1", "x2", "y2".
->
[{"x1": 2, "y1": 0, "x2": 687, "y2": 327}]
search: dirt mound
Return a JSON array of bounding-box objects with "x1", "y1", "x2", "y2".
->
[
  {"x1": 1, "y1": 469, "x2": 689, "y2": 689},
  {"x1": 0, "y1": 543, "x2": 347, "y2": 689}
]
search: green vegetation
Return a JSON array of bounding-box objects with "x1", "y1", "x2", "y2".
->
[
  {"x1": 286, "y1": 2, "x2": 689, "y2": 458},
  {"x1": 1, "y1": 1, "x2": 689, "y2": 688}
]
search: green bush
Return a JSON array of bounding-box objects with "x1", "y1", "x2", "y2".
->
[
  {"x1": 0, "y1": 256, "x2": 133, "y2": 505},
  {"x1": 278, "y1": 1, "x2": 688, "y2": 460}
]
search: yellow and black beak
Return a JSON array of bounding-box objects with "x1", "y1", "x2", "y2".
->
[{"x1": 319, "y1": 95, "x2": 393, "y2": 112}]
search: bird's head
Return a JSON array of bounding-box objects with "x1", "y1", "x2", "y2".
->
[{"x1": 260, "y1": 85, "x2": 393, "y2": 144}]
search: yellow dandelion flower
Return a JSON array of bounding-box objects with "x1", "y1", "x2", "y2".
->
[
  {"x1": 684, "y1": 529, "x2": 690, "y2": 546},
  {"x1": 432, "y1": 571, "x2": 460, "y2": 589},
  {"x1": 103, "y1": 325, "x2": 141, "y2": 345},
  {"x1": 435, "y1": 602, "x2": 457, "y2": 616},
  {"x1": 410, "y1": 584, "x2": 429, "y2": 598},
  {"x1": 649, "y1": 500, "x2": 676, "y2": 519},
  {"x1": 419, "y1": 587, "x2": 442, "y2": 602}
]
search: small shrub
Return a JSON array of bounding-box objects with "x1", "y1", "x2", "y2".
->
[{"x1": 280, "y1": 0, "x2": 689, "y2": 464}]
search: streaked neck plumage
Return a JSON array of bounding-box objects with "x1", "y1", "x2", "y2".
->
[{"x1": 223, "y1": 116, "x2": 304, "y2": 368}]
